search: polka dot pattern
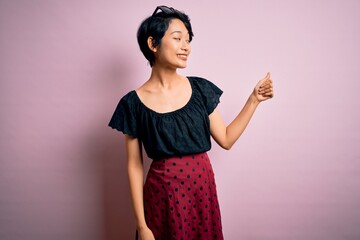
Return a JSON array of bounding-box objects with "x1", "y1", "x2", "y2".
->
[{"x1": 143, "y1": 152, "x2": 223, "y2": 240}]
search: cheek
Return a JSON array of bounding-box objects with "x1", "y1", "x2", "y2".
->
[{"x1": 160, "y1": 42, "x2": 175, "y2": 53}]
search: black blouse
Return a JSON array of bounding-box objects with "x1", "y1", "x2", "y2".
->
[{"x1": 108, "y1": 76, "x2": 223, "y2": 160}]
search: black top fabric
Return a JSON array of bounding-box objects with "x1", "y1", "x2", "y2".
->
[{"x1": 108, "y1": 76, "x2": 223, "y2": 160}]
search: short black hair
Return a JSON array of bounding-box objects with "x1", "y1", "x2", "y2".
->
[{"x1": 137, "y1": 7, "x2": 194, "y2": 67}]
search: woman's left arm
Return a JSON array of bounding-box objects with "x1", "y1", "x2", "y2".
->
[{"x1": 210, "y1": 72, "x2": 274, "y2": 150}]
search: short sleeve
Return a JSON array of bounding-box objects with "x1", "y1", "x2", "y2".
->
[
  {"x1": 192, "y1": 77, "x2": 223, "y2": 114},
  {"x1": 108, "y1": 92, "x2": 138, "y2": 137}
]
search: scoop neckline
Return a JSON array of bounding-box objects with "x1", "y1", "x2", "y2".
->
[{"x1": 134, "y1": 77, "x2": 194, "y2": 116}]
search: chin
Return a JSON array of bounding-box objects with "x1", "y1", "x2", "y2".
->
[{"x1": 176, "y1": 62, "x2": 188, "y2": 69}]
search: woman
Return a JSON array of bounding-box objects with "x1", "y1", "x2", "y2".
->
[{"x1": 109, "y1": 5, "x2": 273, "y2": 240}]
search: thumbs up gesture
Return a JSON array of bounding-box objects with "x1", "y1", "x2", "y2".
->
[{"x1": 253, "y1": 72, "x2": 274, "y2": 102}]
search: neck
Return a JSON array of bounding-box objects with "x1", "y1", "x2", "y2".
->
[{"x1": 149, "y1": 65, "x2": 181, "y2": 88}]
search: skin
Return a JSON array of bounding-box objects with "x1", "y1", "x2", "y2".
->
[{"x1": 126, "y1": 18, "x2": 274, "y2": 240}]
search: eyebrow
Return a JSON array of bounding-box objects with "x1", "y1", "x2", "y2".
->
[
  {"x1": 170, "y1": 31, "x2": 184, "y2": 35},
  {"x1": 170, "y1": 30, "x2": 190, "y2": 36}
]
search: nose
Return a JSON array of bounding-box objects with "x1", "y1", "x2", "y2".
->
[{"x1": 181, "y1": 40, "x2": 190, "y2": 51}]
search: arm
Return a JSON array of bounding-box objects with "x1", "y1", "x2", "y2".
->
[
  {"x1": 210, "y1": 72, "x2": 273, "y2": 150},
  {"x1": 125, "y1": 135, "x2": 155, "y2": 239}
]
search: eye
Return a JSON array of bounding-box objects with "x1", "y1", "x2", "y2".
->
[{"x1": 173, "y1": 38, "x2": 181, "y2": 41}]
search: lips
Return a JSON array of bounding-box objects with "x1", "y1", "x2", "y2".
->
[{"x1": 177, "y1": 54, "x2": 188, "y2": 60}]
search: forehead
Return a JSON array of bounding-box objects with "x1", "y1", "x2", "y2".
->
[{"x1": 166, "y1": 18, "x2": 188, "y2": 34}]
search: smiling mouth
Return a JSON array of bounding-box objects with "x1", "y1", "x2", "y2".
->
[{"x1": 177, "y1": 54, "x2": 188, "y2": 60}]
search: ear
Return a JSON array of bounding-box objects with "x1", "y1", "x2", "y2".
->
[{"x1": 147, "y1": 37, "x2": 157, "y2": 52}]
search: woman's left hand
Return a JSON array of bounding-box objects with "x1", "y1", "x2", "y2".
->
[{"x1": 253, "y1": 72, "x2": 274, "y2": 102}]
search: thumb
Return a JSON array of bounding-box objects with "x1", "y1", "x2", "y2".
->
[
  {"x1": 264, "y1": 72, "x2": 270, "y2": 81},
  {"x1": 259, "y1": 72, "x2": 270, "y2": 85}
]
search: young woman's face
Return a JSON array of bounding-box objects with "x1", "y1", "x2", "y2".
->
[{"x1": 154, "y1": 18, "x2": 191, "y2": 69}]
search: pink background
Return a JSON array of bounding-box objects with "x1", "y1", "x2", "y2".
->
[{"x1": 1, "y1": 0, "x2": 360, "y2": 239}]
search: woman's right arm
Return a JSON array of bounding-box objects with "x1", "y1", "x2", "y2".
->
[{"x1": 125, "y1": 134, "x2": 155, "y2": 240}]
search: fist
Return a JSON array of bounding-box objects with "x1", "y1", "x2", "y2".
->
[{"x1": 254, "y1": 72, "x2": 274, "y2": 101}]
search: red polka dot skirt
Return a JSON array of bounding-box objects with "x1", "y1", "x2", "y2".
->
[{"x1": 143, "y1": 152, "x2": 223, "y2": 240}]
